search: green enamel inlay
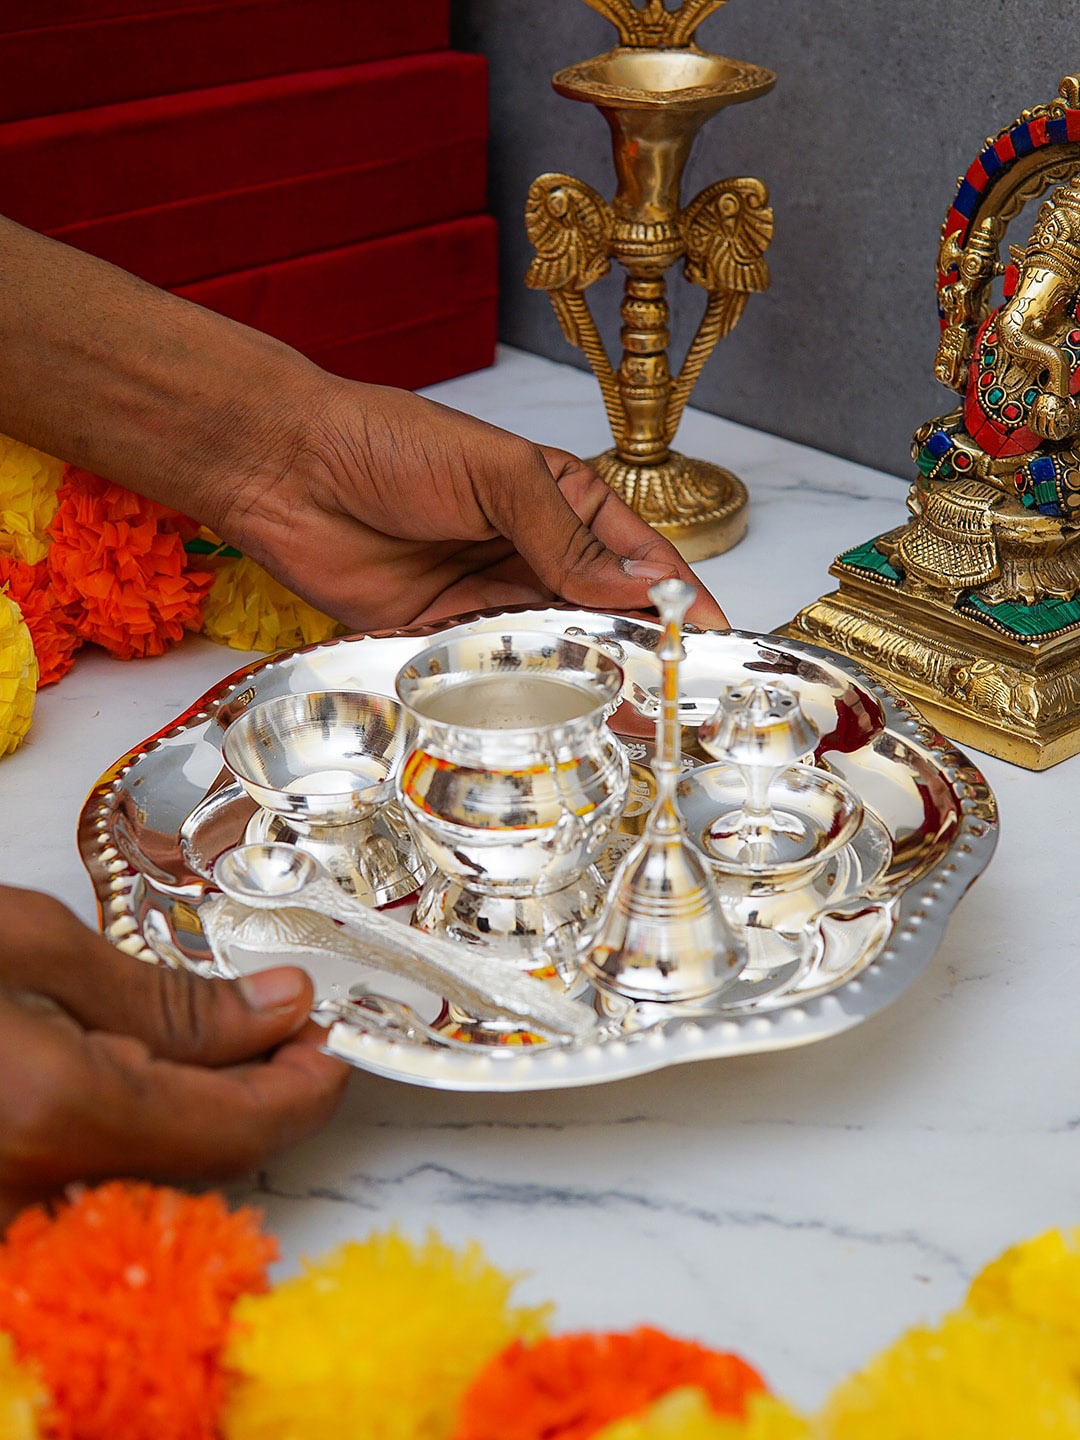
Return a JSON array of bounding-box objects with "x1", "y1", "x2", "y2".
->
[
  {"x1": 836, "y1": 538, "x2": 902, "y2": 584},
  {"x1": 916, "y1": 446, "x2": 953, "y2": 480},
  {"x1": 963, "y1": 592, "x2": 1080, "y2": 637}
]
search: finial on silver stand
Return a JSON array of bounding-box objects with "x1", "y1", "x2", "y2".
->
[{"x1": 583, "y1": 578, "x2": 746, "y2": 1002}]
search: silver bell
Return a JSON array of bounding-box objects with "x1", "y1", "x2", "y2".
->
[{"x1": 583, "y1": 579, "x2": 746, "y2": 1003}]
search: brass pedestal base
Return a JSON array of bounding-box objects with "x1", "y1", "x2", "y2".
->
[
  {"x1": 590, "y1": 448, "x2": 749, "y2": 561},
  {"x1": 789, "y1": 565, "x2": 1080, "y2": 770}
]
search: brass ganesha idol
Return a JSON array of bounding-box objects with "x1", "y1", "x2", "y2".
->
[{"x1": 792, "y1": 75, "x2": 1080, "y2": 769}]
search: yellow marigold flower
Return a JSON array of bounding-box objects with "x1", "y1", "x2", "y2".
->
[
  {"x1": 199, "y1": 544, "x2": 344, "y2": 653},
  {"x1": 0, "y1": 1331, "x2": 48, "y2": 1440},
  {"x1": 819, "y1": 1311, "x2": 1080, "y2": 1439},
  {"x1": 0, "y1": 436, "x2": 64, "y2": 565},
  {"x1": 0, "y1": 589, "x2": 37, "y2": 756},
  {"x1": 967, "y1": 1226, "x2": 1080, "y2": 1368},
  {"x1": 596, "y1": 1387, "x2": 811, "y2": 1440},
  {"x1": 223, "y1": 1230, "x2": 550, "y2": 1440}
]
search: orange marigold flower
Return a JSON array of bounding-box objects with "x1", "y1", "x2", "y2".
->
[
  {"x1": 452, "y1": 1327, "x2": 767, "y2": 1440},
  {"x1": 46, "y1": 469, "x2": 212, "y2": 660},
  {"x1": 0, "y1": 1182, "x2": 276, "y2": 1440},
  {"x1": 0, "y1": 555, "x2": 81, "y2": 686}
]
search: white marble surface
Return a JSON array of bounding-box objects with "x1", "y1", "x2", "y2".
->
[{"x1": 0, "y1": 346, "x2": 1074, "y2": 1411}]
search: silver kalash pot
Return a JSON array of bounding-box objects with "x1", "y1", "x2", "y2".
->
[{"x1": 395, "y1": 630, "x2": 629, "y2": 972}]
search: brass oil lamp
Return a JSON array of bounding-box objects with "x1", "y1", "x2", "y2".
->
[{"x1": 526, "y1": 0, "x2": 774, "y2": 559}]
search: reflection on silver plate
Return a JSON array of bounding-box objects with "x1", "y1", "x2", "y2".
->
[{"x1": 78, "y1": 606, "x2": 998, "y2": 1092}]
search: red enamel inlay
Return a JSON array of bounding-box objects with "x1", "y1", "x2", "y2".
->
[
  {"x1": 945, "y1": 206, "x2": 968, "y2": 240},
  {"x1": 964, "y1": 158, "x2": 988, "y2": 190}
]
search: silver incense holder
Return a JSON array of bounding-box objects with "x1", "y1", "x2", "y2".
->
[
  {"x1": 583, "y1": 579, "x2": 746, "y2": 1002},
  {"x1": 687, "y1": 681, "x2": 863, "y2": 882}
]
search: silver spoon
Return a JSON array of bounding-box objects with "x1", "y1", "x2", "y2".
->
[{"x1": 204, "y1": 842, "x2": 596, "y2": 1043}]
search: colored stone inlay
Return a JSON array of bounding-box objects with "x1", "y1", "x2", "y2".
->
[
  {"x1": 916, "y1": 444, "x2": 954, "y2": 481},
  {"x1": 963, "y1": 592, "x2": 1080, "y2": 637},
  {"x1": 837, "y1": 538, "x2": 902, "y2": 584},
  {"x1": 940, "y1": 107, "x2": 1080, "y2": 263}
]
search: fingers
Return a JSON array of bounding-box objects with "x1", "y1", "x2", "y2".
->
[
  {"x1": 412, "y1": 575, "x2": 551, "y2": 625},
  {"x1": 539, "y1": 447, "x2": 729, "y2": 628},
  {"x1": 477, "y1": 442, "x2": 664, "y2": 614},
  {"x1": 0, "y1": 993, "x2": 349, "y2": 1197},
  {"x1": 0, "y1": 887, "x2": 316, "y2": 1065}
]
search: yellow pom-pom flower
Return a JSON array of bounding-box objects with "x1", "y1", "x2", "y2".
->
[
  {"x1": 595, "y1": 1387, "x2": 810, "y2": 1440},
  {"x1": 819, "y1": 1311, "x2": 1080, "y2": 1439},
  {"x1": 967, "y1": 1225, "x2": 1080, "y2": 1369},
  {"x1": 0, "y1": 589, "x2": 37, "y2": 756},
  {"x1": 223, "y1": 1230, "x2": 550, "y2": 1440},
  {"x1": 0, "y1": 1331, "x2": 48, "y2": 1440},
  {"x1": 0, "y1": 436, "x2": 65, "y2": 565},
  {"x1": 197, "y1": 539, "x2": 344, "y2": 653}
]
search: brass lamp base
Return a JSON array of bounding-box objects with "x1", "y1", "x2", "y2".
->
[
  {"x1": 788, "y1": 558, "x2": 1080, "y2": 771},
  {"x1": 589, "y1": 449, "x2": 749, "y2": 560}
]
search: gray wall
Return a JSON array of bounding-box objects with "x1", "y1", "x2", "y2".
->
[{"x1": 453, "y1": 0, "x2": 1080, "y2": 479}]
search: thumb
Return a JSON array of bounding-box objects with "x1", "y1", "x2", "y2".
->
[
  {"x1": 115, "y1": 962, "x2": 318, "y2": 1066},
  {"x1": 3, "y1": 891, "x2": 316, "y2": 1065}
]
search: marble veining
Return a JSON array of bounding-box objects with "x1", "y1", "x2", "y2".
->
[{"x1": 1, "y1": 347, "x2": 1076, "y2": 1410}]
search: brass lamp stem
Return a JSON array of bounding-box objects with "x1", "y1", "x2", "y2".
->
[{"x1": 618, "y1": 278, "x2": 672, "y2": 465}]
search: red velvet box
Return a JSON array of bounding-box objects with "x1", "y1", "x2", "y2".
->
[
  {"x1": 0, "y1": 0, "x2": 450, "y2": 122},
  {"x1": 0, "y1": 53, "x2": 489, "y2": 287},
  {"x1": 177, "y1": 215, "x2": 499, "y2": 390}
]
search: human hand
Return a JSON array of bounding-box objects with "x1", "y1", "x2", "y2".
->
[
  {"x1": 0, "y1": 886, "x2": 348, "y2": 1227},
  {"x1": 0, "y1": 220, "x2": 727, "y2": 633},
  {"x1": 207, "y1": 380, "x2": 729, "y2": 632}
]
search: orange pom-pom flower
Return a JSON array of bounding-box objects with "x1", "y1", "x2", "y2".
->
[
  {"x1": 452, "y1": 1327, "x2": 767, "y2": 1440},
  {"x1": 0, "y1": 1182, "x2": 276, "y2": 1440},
  {"x1": 0, "y1": 555, "x2": 81, "y2": 686},
  {"x1": 46, "y1": 469, "x2": 212, "y2": 659}
]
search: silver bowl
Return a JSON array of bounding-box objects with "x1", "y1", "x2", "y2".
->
[
  {"x1": 222, "y1": 690, "x2": 405, "y2": 825},
  {"x1": 221, "y1": 690, "x2": 426, "y2": 905}
]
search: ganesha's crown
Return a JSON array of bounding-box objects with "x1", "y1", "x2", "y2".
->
[{"x1": 1025, "y1": 172, "x2": 1080, "y2": 281}]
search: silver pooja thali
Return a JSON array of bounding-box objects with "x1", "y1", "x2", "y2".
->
[{"x1": 78, "y1": 605, "x2": 998, "y2": 1092}]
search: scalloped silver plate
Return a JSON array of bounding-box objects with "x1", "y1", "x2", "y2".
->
[{"x1": 78, "y1": 606, "x2": 997, "y2": 1091}]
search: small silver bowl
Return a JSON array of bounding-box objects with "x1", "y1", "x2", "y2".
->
[
  {"x1": 676, "y1": 762, "x2": 864, "y2": 887},
  {"x1": 222, "y1": 691, "x2": 405, "y2": 826},
  {"x1": 221, "y1": 691, "x2": 426, "y2": 905}
]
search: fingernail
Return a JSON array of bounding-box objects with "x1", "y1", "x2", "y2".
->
[
  {"x1": 239, "y1": 967, "x2": 306, "y2": 1012},
  {"x1": 622, "y1": 558, "x2": 677, "y2": 581}
]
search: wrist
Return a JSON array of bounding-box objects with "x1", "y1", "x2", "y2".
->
[{"x1": 156, "y1": 334, "x2": 333, "y2": 539}]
